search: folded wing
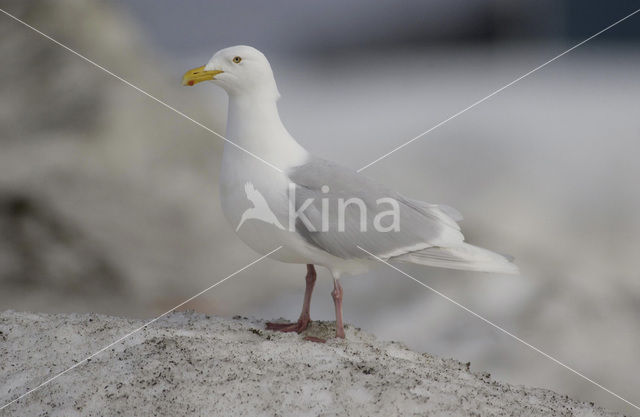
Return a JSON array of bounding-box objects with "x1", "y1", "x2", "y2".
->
[{"x1": 287, "y1": 157, "x2": 517, "y2": 274}]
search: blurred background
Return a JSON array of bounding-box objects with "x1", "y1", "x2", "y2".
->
[{"x1": 1, "y1": 0, "x2": 639, "y2": 414}]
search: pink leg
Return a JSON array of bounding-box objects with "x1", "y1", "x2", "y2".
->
[
  {"x1": 266, "y1": 264, "x2": 316, "y2": 333},
  {"x1": 332, "y1": 278, "x2": 345, "y2": 339}
]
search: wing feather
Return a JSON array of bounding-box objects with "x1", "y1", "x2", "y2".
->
[{"x1": 287, "y1": 157, "x2": 464, "y2": 260}]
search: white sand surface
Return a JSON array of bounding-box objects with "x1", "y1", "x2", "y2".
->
[{"x1": 0, "y1": 310, "x2": 621, "y2": 416}]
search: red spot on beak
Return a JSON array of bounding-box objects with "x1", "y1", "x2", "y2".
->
[{"x1": 188, "y1": 80, "x2": 194, "y2": 86}]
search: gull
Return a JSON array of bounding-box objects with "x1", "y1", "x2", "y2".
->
[{"x1": 183, "y1": 45, "x2": 518, "y2": 340}]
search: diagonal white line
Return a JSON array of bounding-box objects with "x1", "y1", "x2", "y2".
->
[
  {"x1": 0, "y1": 7, "x2": 283, "y2": 174},
  {"x1": 0, "y1": 246, "x2": 282, "y2": 411},
  {"x1": 357, "y1": 245, "x2": 640, "y2": 412},
  {"x1": 357, "y1": 8, "x2": 640, "y2": 173}
]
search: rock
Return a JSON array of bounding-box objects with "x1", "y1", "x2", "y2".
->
[
  {"x1": 0, "y1": 311, "x2": 621, "y2": 416},
  {"x1": 0, "y1": 0, "x2": 239, "y2": 316},
  {"x1": 0, "y1": 191, "x2": 123, "y2": 293}
]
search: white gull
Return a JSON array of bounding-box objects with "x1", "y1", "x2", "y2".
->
[{"x1": 183, "y1": 45, "x2": 518, "y2": 340}]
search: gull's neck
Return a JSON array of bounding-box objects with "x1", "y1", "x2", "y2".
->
[{"x1": 225, "y1": 93, "x2": 309, "y2": 169}]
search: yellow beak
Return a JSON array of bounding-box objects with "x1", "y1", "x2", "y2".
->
[{"x1": 182, "y1": 65, "x2": 224, "y2": 86}]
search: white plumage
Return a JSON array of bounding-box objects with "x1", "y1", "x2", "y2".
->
[{"x1": 183, "y1": 45, "x2": 518, "y2": 339}]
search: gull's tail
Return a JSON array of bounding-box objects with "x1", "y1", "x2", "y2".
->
[{"x1": 394, "y1": 243, "x2": 519, "y2": 275}]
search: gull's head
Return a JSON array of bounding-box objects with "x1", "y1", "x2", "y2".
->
[{"x1": 182, "y1": 45, "x2": 279, "y2": 99}]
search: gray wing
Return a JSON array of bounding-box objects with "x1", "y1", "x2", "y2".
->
[{"x1": 287, "y1": 157, "x2": 464, "y2": 260}]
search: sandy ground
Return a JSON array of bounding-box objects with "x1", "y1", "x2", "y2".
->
[{"x1": 0, "y1": 311, "x2": 621, "y2": 416}]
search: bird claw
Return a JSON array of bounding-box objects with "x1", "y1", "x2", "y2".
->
[
  {"x1": 265, "y1": 318, "x2": 310, "y2": 333},
  {"x1": 265, "y1": 321, "x2": 325, "y2": 342},
  {"x1": 303, "y1": 336, "x2": 326, "y2": 343}
]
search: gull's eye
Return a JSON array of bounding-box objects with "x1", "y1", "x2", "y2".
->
[{"x1": 232, "y1": 56, "x2": 242, "y2": 64}]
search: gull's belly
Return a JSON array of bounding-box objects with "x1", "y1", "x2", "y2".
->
[
  {"x1": 219, "y1": 152, "x2": 310, "y2": 263},
  {"x1": 219, "y1": 148, "x2": 373, "y2": 276}
]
